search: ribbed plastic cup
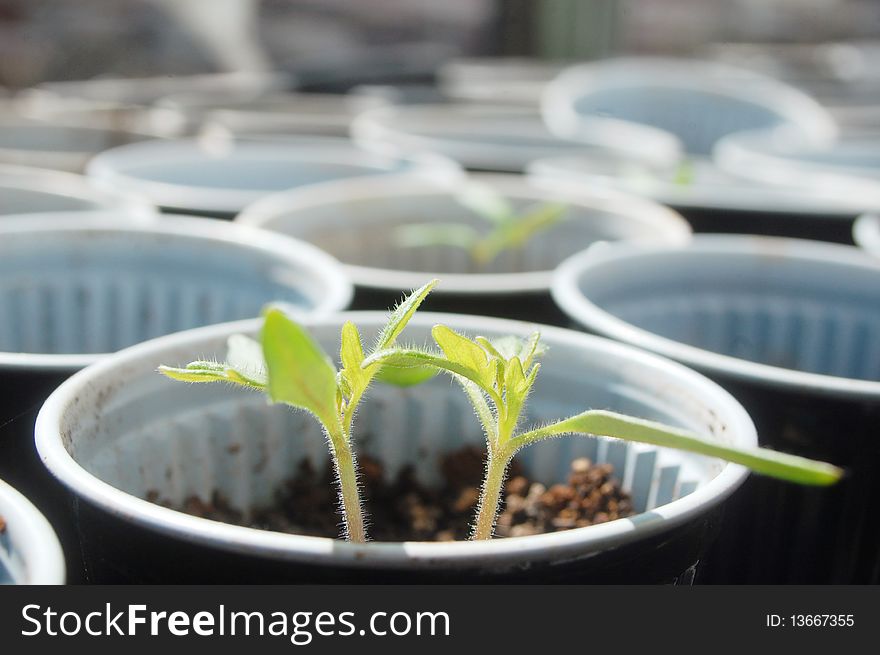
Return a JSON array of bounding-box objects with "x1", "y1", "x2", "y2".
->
[
  {"x1": 237, "y1": 172, "x2": 691, "y2": 323},
  {"x1": 0, "y1": 212, "x2": 352, "y2": 581},
  {"x1": 35, "y1": 312, "x2": 755, "y2": 583},
  {"x1": 553, "y1": 235, "x2": 880, "y2": 582}
]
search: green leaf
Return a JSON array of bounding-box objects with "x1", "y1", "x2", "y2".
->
[
  {"x1": 456, "y1": 181, "x2": 514, "y2": 224},
  {"x1": 365, "y1": 348, "x2": 488, "y2": 394},
  {"x1": 261, "y1": 308, "x2": 339, "y2": 430},
  {"x1": 158, "y1": 357, "x2": 266, "y2": 390},
  {"x1": 392, "y1": 224, "x2": 480, "y2": 250},
  {"x1": 374, "y1": 279, "x2": 438, "y2": 352},
  {"x1": 431, "y1": 325, "x2": 496, "y2": 390},
  {"x1": 513, "y1": 409, "x2": 843, "y2": 486},
  {"x1": 339, "y1": 321, "x2": 370, "y2": 394},
  {"x1": 472, "y1": 203, "x2": 567, "y2": 265},
  {"x1": 374, "y1": 364, "x2": 438, "y2": 387}
]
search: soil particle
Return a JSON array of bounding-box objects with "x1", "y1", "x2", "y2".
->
[{"x1": 162, "y1": 447, "x2": 634, "y2": 541}]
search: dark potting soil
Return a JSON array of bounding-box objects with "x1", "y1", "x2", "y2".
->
[{"x1": 161, "y1": 447, "x2": 634, "y2": 541}]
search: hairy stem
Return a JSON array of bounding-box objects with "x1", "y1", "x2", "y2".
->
[
  {"x1": 472, "y1": 449, "x2": 512, "y2": 540},
  {"x1": 331, "y1": 436, "x2": 366, "y2": 543}
]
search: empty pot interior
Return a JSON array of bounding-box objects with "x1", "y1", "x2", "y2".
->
[
  {"x1": 0, "y1": 229, "x2": 319, "y2": 355},
  {"x1": 59, "y1": 320, "x2": 736, "y2": 528},
  {"x1": 1, "y1": 185, "x2": 105, "y2": 214},
  {"x1": 572, "y1": 88, "x2": 787, "y2": 155},
  {"x1": 262, "y1": 192, "x2": 676, "y2": 276},
  {"x1": 0, "y1": 124, "x2": 142, "y2": 153},
  {"x1": 120, "y1": 158, "x2": 406, "y2": 191},
  {"x1": 576, "y1": 248, "x2": 880, "y2": 382}
]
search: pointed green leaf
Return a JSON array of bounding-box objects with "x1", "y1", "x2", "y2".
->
[
  {"x1": 262, "y1": 308, "x2": 338, "y2": 429},
  {"x1": 374, "y1": 364, "x2": 438, "y2": 387},
  {"x1": 374, "y1": 279, "x2": 439, "y2": 351},
  {"x1": 472, "y1": 203, "x2": 567, "y2": 264},
  {"x1": 339, "y1": 321, "x2": 370, "y2": 392},
  {"x1": 431, "y1": 325, "x2": 495, "y2": 390},
  {"x1": 158, "y1": 363, "x2": 229, "y2": 384},
  {"x1": 513, "y1": 409, "x2": 843, "y2": 487},
  {"x1": 364, "y1": 348, "x2": 484, "y2": 391}
]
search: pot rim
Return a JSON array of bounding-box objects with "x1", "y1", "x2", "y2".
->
[
  {"x1": 350, "y1": 103, "x2": 683, "y2": 170},
  {"x1": 0, "y1": 212, "x2": 353, "y2": 372},
  {"x1": 552, "y1": 234, "x2": 880, "y2": 400},
  {"x1": 0, "y1": 478, "x2": 65, "y2": 584},
  {"x1": 35, "y1": 311, "x2": 755, "y2": 570},
  {"x1": 85, "y1": 138, "x2": 460, "y2": 214},
  {"x1": 236, "y1": 172, "x2": 692, "y2": 294},
  {"x1": 854, "y1": 213, "x2": 880, "y2": 256},
  {"x1": 542, "y1": 56, "x2": 838, "y2": 155},
  {"x1": 527, "y1": 155, "x2": 880, "y2": 217},
  {"x1": 0, "y1": 163, "x2": 156, "y2": 215}
]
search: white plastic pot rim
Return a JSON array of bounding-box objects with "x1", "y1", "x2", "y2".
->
[
  {"x1": 0, "y1": 478, "x2": 65, "y2": 584},
  {"x1": 853, "y1": 213, "x2": 880, "y2": 256},
  {"x1": 34, "y1": 311, "x2": 755, "y2": 570},
  {"x1": 552, "y1": 235, "x2": 880, "y2": 400},
  {"x1": 0, "y1": 213, "x2": 353, "y2": 372},
  {"x1": 86, "y1": 138, "x2": 460, "y2": 214},
  {"x1": 542, "y1": 57, "x2": 838, "y2": 154},
  {"x1": 236, "y1": 172, "x2": 692, "y2": 295}
]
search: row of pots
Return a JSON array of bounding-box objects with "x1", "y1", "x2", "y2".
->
[{"x1": 1, "y1": 201, "x2": 878, "y2": 583}]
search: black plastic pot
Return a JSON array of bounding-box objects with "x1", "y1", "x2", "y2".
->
[{"x1": 553, "y1": 235, "x2": 880, "y2": 583}]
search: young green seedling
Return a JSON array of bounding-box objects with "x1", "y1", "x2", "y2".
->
[
  {"x1": 364, "y1": 327, "x2": 844, "y2": 540},
  {"x1": 158, "y1": 280, "x2": 439, "y2": 543},
  {"x1": 394, "y1": 181, "x2": 567, "y2": 266}
]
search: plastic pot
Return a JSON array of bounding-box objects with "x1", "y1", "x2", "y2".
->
[
  {"x1": 164, "y1": 91, "x2": 382, "y2": 139},
  {"x1": 853, "y1": 213, "x2": 880, "y2": 257},
  {"x1": 351, "y1": 103, "x2": 682, "y2": 173},
  {"x1": 0, "y1": 212, "x2": 352, "y2": 580},
  {"x1": 236, "y1": 173, "x2": 691, "y2": 323},
  {"x1": 0, "y1": 164, "x2": 155, "y2": 217},
  {"x1": 529, "y1": 155, "x2": 880, "y2": 244},
  {"x1": 437, "y1": 57, "x2": 569, "y2": 106},
  {"x1": 543, "y1": 57, "x2": 837, "y2": 157},
  {"x1": 35, "y1": 312, "x2": 756, "y2": 583},
  {"x1": 0, "y1": 478, "x2": 65, "y2": 585},
  {"x1": 23, "y1": 72, "x2": 290, "y2": 109},
  {"x1": 0, "y1": 115, "x2": 153, "y2": 173},
  {"x1": 86, "y1": 138, "x2": 460, "y2": 219},
  {"x1": 552, "y1": 235, "x2": 880, "y2": 582},
  {"x1": 715, "y1": 126, "x2": 880, "y2": 185}
]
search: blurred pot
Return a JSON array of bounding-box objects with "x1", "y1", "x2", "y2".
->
[
  {"x1": 553, "y1": 235, "x2": 880, "y2": 582},
  {"x1": 351, "y1": 103, "x2": 681, "y2": 173},
  {"x1": 0, "y1": 212, "x2": 352, "y2": 580},
  {"x1": 529, "y1": 155, "x2": 880, "y2": 244},
  {"x1": 0, "y1": 478, "x2": 65, "y2": 585},
  {"x1": 0, "y1": 164, "x2": 154, "y2": 217},
  {"x1": 237, "y1": 173, "x2": 691, "y2": 322},
  {"x1": 87, "y1": 138, "x2": 460, "y2": 219}
]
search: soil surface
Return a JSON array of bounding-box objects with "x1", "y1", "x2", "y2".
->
[{"x1": 163, "y1": 446, "x2": 634, "y2": 541}]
